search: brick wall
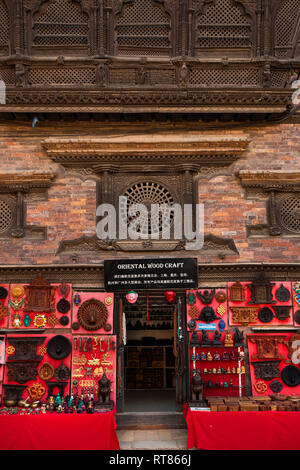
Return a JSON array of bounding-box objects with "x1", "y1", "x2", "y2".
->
[{"x1": 0, "y1": 117, "x2": 299, "y2": 265}]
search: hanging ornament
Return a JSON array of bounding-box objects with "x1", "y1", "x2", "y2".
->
[
  {"x1": 186, "y1": 290, "x2": 196, "y2": 305},
  {"x1": 23, "y1": 314, "x2": 31, "y2": 327},
  {"x1": 12, "y1": 313, "x2": 22, "y2": 328},
  {"x1": 126, "y1": 290, "x2": 138, "y2": 304},
  {"x1": 165, "y1": 291, "x2": 176, "y2": 303},
  {"x1": 33, "y1": 314, "x2": 47, "y2": 329},
  {"x1": 218, "y1": 319, "x2": 226, "y2": 332},
  {"x1": 74, "y1": 294, "x2": 81, "y2": 306}
]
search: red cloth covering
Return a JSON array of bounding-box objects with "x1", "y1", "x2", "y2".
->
[
  {"x1": 0, "y1": 411, "x2": 120, "y2": 450},
  {"x1": 185, "y1": 408, "x2": 300, "y2": 450}
]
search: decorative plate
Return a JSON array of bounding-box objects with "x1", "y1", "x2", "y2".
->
[
  {"x1": 38, "y1": 362, "x2": 54, "y2": 381},
  {"x1": 258, "y1": 307, "x2": 274, "y2": 323},
  {"x1": 281, "y1": 365, "x2": 300, "y2": 387},
  {"x1": 47, "y1": 335, "x2": 72, "y2": 360},
  {"x1": 294, "y1": 310, "x2": 300, "y2": 325},
  {"x1": 57, "y1": 298, "x2": 71, "y2": 314},
  {"x1": 0, "y1": 286, "x2": 8, "y2": 300},
  {"x1": 275, "y1": 284, "x2": 291, "y2": 302},
  {"x1": 33, "y1": 314, "x2": 47, "y2": 329},
  {"x1": 77, "y1": 299, "x2": 108, "y2": 331},
  {"x1": 215, "y1": 291, "x2": 227, "y2": 303},
  {"x1": 60, "y1": 315, "x2": 69, "y2": 326}
]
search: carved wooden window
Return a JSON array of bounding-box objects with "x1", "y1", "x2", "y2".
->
[
  {"x1": 274, "y1": 0, "x2": 300, "y2": 58},
  {"x1": 120, "y1": 181, "x2": 175, "y2": 236},
  {"x1": 0, "y1": 195, "x2": 16, "y2": 238},
  {"x1": 0, "y1": 0, "x2": 9, "y2": 56},
  {"x1": 195, "y1": 0, "x2": 252, "y2": 58},
  {"x1": 116, "y1": 0, "x2": 171, "y2": 57},
  {"x1": 275, "y1": 193, "x2": 300, "y2": 235},
  {"x1": 32, "y1": 0, "x2": 89, "y2": 51}
]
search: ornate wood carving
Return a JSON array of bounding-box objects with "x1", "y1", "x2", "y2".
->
[
  {"x1": 285, "y1": 330, "x2": 300, "y2": 365},
  {"x1": 7, "y1": 361, "x2": 40, "y2": 384},
  {"x1": 230, "y1": 306, "x2": 258, "y2": 325},
  {"x1": 229, "y1": 280, "x2": 246, "y2": 302},
  {"x1": 7, "y1": 337, "x2": 45, "y2": 361},
  {"x1": 248, "y1": 335, "x2": 286, "y2": 360},
  {"x1": 246, "y1": 273, "x2": 275, "y2": 304},
  {"x1": 251, "y1": 360, "x2": 281, "y2": 381},
  {"x1": 23, "y1": 274, "x2": 56, "y2": 313}
]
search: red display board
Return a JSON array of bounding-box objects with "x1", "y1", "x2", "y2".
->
[
  {"x1": 247, "y1": 331, "x2": 300, "y2": 397},
  {"x1": 228, "y1": 281, "x2": 293, "y2": 327},
  {"x1": 8, "y1": 283, "x2": 72, "y2": 330},
  {"x1": 0, "y1": 284, "x2": 9, "y2": 329},
  {"x1": 4, "y1": 333, "x2": 72, "y2": 403},
  {"x1": 71, "y1": 335, "x2": 117, "y2": 404},
  {"x1": 186, "y1": 288, "x2": 228, "y2": 331},
  {"x1": 72, "y1": 292, "x2": 114, "y2": 334}
]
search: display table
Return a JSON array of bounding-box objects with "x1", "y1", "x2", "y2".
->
[
  {"x1": 0, "y1": 411, "x2": 120, "y2": 450},
  {"x1": 184, "y1": 408, "x2": 300, "y2": 450}
]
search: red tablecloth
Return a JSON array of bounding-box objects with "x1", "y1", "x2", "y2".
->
[
  {"x1": 0, "y1": 412, "x2": 120, "y2": 450},
  {"x1": 185, "y1": 408, "x2": 300, "y2": 450}
]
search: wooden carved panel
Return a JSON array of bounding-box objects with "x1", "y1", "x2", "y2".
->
[
  {"x1": 23, "y1": 274, "x2": 56, "y2": 313},
  {"x1": 230, "y1": 306, "x2": 258, "y2": 325},
  {"x1": 248, "y1": 335, "x2": 286, "y2": 360},
  {"x1": 251, "y1": 360, "x2": 281, "y2": 381}
]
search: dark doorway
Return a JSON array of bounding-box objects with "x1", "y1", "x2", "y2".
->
[{"x1": 124, "y1": 295, "x2": 176, "y2": 412}]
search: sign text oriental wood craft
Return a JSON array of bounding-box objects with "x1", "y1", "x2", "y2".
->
[{"x1": 104, "y1": 258, "x2": 198, "y2": 290}]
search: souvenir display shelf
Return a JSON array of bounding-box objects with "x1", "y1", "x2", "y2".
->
[{"x1": 190, "y1": 345, "x2": 245, "y2": 398}]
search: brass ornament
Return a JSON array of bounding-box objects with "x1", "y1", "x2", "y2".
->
[
  {"x1": 217, "y1": 305, "x2": 225, "y2": 316},
  {"x1": 254, "y1": 381, "x2": 268, "y2": 394},
  {"x1": 105, "y1": 296, "x2": 113, "y2": 306},
  {"x1": 188, "y1": 305, "x2": 199, "y2": 319},
  {"x1": 6, "y1": 346, "x2": 15, "y2": 355},
  {"x1": 47, "y1": 313, "x2": 59, "y2": 328},
  {"x1": 38, "y1": 362, "x2": 54, "y2": 381},
  {"x1": 38, "y1": 345, "x2": 47, "y2": 357},
  {"x1": 0, "y1": 304, "x2": 9, "y2": 320},
  {"x1": 28, "y1": 383, "x2": 46, "y2": 400},
  {"x1": 11, "y1": 285, "x2": 25, "y2": 299}
]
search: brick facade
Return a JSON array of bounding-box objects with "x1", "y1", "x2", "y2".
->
[{"x1": 0, "y1": 116, "x2": 299, "y2": 266}]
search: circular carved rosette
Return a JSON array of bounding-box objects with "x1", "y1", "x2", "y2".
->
[
  {"x1": 77, "y1": 298, "x2": 108, "y2": 331},
  {"x1": 38, "y1": 362, "x2": 54, "y2": 381}
]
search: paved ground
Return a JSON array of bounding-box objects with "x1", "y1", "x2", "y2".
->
[{"x1": 117, "y1": 428, "x2": 188, "y2": 450}]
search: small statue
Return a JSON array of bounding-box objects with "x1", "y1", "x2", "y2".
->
[
  {"x1": 95, "y1": 373, "x2": 114, "y2": 410},
  {"x1": 200, "y1": 330, "x2": 211, "y2": 347},
  {"x1": 197, "y1": 289, "x2": 215, "y2": 305},
  {"x1": 222, "y1": 351, "x2": 229, "y2": 361},
  {"x1": 47, "y1": 396, "x2": 55, "y2": 413},
  {"x1": 179, "y1": 62, "x2": 189, "y2": 87},
  {"x1": 96, "y1": 63, "x2": 107, "y2": 87},
  {"x1": 190, "y1": 372, "x2": 204, "y2": 403},
  {"x1": 212, "y1": 330, "x2": 222, "y2": 346},
  {"x1": 234, "y1": 328, "x2": 244, "y2": 347},
  {"x1": 213, "y1": 351, "x2": 221, "y2": 361},
  {"x1": 207, "y1": 351, "x2": 212, "y2": 361},
  {"x1": 40, "y1": 403, "x2": 47, "y2": 414},
  {"x1": 224, "y1": 331, "x2": 234, "y2": 347},
  {"x1": 187, "y1": 290, "x2": 196, "y2": 305}
]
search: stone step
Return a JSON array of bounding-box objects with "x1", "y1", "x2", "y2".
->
[
  {"x1": 116, "y1": 428, "x2": 188, "y2": 450},
  {"x1": 116, "y1": 411, "x2": 187, "y2": 430}
]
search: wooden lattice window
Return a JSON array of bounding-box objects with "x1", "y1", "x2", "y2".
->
[
  {"x1": 277, "y1": 193, "x2": 300, "y2": 234},
  {"x1": 32, "y1": 0, "x2": 89, "y2": 49},
  {"x1": 116, "y1": 0, "x2": 171, "y2": 57},
  {"x1": 0, "y1": 0, "x2": 9, "y2": 56},
  {"x1": 275, "y1": 0, "x2": 300, "y2": 58},
  {"x1": 0, "y1": 195, "x2": 17, "y2": 238},
  {"x1": 195, "y1": 0, "x2": 252, "y2": 57},
  {"x1": 120, "y1": 181, "x2": 175, "y2": 236}
]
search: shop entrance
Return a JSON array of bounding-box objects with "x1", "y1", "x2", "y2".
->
[{"x1": 124, "y1": 293, "x2": 177, "y2": 412}]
